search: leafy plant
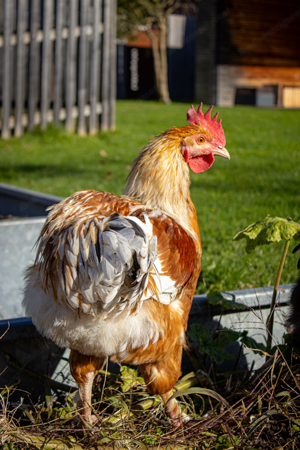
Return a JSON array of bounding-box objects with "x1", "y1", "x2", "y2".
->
[
  {"x1": 215, "y1": 434, "x2": 240, "y2": 449},
  {"x1": 188, "y1": 324, "x2": 266, "y2": 367},
  {"x1": 207, "y1": 291, "x2": 246, "y2": 311},
  {"x1": 189, "y1": 324, "x2": 238, "y2": 365},
  {"x1": 144, "y1": 427, "x2": 163, "y2": 446},
  {"x1": 187, "y1": 291, "x2": 266, "y2": 369},
  {"x1": 120, "y1": 366, "x2": 144, "y2": 393},
  {"x1": 234, "y1": 215, "x2": 300, "y2": 352},
  {"x1": 239, "y1": 330, "x2": 267, "y2": 355},
  {"x1": 1, "y1": 344, "x2": 300, "y2": 449}
]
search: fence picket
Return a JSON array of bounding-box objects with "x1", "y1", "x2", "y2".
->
[
  {"x1": 101, "y1": 0, "x2": 110, "y2": 131},
  {"x1": 77, "y1": 0, "x2": 88, "y2": 136},
  {"x1": 28, "y1": 0, "x2": 39, "y2": 131},
  {"x1": 41, "y1": 0, "x2": 53, "y2": 129},
  {"x1": 15, "y1": 0, "x2": 26, "y2": 137},
  {"x1": 89, "y1": 0, "x2": 101, "y2": 135},
  {"x1": 65, "y1": 0, "x2": 78, "y2": 132},
  {"x1": 2, "y1": 0, "x2": 12, "y2": 139},
  {"x1": 54, "y1": 0, "x2": 64, "y2": 125},
  {"x1": 109, "y1": 0, "x2": 116, "y2": 131}
]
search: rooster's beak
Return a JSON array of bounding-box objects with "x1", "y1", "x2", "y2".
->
[{"x1": 213, "y1": 146, "x2": 230, "y2": 160}]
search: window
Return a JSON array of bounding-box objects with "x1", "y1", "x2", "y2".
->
[
  {"x1": 283, "y1": 87, "x2": 300, "y2": 108},
  {"x1": 235, "y1": 88, "x2": 256, "y2": 105}
]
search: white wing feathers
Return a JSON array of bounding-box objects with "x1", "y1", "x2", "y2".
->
[{"x1": 37, "y1": 213, "x2": 159, "y2": 318}]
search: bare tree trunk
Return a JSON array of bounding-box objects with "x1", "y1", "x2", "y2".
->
[
  {"x1": 158, "y1": 16, "x2": 171, "y2": 104},
  {"x1": 147, "y1": 19, "x2": 171, "y2": 104}
]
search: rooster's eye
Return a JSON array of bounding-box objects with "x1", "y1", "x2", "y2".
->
[{"x1": 198, "y1": 137, "x2": 205, "y2": 144}]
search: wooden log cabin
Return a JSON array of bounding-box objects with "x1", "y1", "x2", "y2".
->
[{"x1": 195, "y1": 0, "x2": 300, "y2": 108}]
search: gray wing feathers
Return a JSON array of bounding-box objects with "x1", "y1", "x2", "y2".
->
[{"x1": 37, "y1": 213, "x2": 157, "y2": 318}]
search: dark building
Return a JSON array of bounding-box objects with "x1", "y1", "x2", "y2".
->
[{"x1": 195, "y1": 0, "x2": 300, "y2": 107}]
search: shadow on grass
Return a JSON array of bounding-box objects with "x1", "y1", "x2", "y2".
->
[{"x1": 0, "y1": 161, "x2": 114, "y2": 180}]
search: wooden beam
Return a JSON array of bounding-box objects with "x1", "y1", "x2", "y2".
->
[{"x1": 0, "y1": 24, "x2": 103, "y2": 48}]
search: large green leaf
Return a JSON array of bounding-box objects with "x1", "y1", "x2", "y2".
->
[
  {"x1": 188, "y1": 324, "x2": 241, "y2": 364},
  {"x1": 233, "y1": 216, "x2": 300, "y2": 253},
  {"x1": 239, "y1": 330, "x2": 267, "y2": 355},
  {"x1": 207, "y1": 291, "x2": 246, "y2": 310},
  {"x1": 120, "y1": 366, "x2": 144, "y2": 392},
  {"x1": 188, "y1": 326, "x2": 267, "y2": 363}
]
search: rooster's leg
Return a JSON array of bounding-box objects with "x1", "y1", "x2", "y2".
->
[
  {"x1": 161, "y1": 389, "x2": 190, "y2": 427},
  {"x1": 140, "y1": 347, "x2": 190, "y2": 427},
  {"x1": 69, "y1": 349, "x2": 105, "y2": 424}
]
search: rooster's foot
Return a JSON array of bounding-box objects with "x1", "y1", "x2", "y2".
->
[
  {"x1": 80, "y1": 412, "x2": 99, "y2": 428},
  {"x1": 170, "y1": 412, "x2": 191, "y2": 428}
]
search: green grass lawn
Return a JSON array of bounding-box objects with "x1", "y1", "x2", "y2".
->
[{"x1": 1, "y1": 100, "x2": 300, "y2": 293}]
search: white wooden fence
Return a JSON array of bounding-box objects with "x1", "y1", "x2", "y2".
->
[{"x1": 0, "y1": 0, "x2": 116, "y2": 138}]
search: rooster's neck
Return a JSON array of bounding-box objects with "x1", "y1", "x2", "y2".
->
[{"x1": 123, "y1": 136, "x2": 199, "y2": 242}]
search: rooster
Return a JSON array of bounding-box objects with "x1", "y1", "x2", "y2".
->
[{"x1": 23, "y1": 104, "x2": 229, "y2": 426}]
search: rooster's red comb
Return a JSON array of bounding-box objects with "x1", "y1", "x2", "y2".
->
[{"x1": 187, "y1": 102, "x2": 223, "y2": 132}]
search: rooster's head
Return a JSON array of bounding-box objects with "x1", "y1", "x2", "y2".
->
[
  {"x1": 124, "y1": 103, "x2": 230, "y2": 223},
  {"x1": 181, "y1": 103, "x2": 230, "y2": 173}
]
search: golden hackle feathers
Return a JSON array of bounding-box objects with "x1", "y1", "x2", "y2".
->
[{"x1": 124, "y1": 125, "x2": 206, "y2": 242}]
